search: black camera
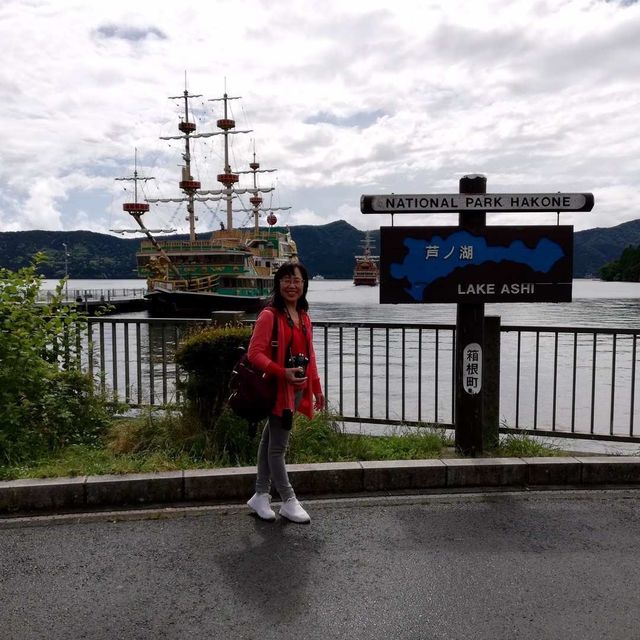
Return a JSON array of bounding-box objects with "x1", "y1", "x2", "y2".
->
[{"x1": 286, "y1": 353, "x2": 309, "y2": 378}]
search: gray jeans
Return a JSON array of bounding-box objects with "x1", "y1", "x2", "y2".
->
[{"x1": 255, "y1": 393, "x2": 301, "y2": 501}]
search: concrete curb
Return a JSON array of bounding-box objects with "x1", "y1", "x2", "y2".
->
[{"x1": 1, "y1": 456, "x2": 640, "y2": 515}]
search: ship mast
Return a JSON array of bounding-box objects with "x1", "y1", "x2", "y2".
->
[
  {"x1": 149, "y1": 87, "x2": 248, "y2": 237},
  {"x1": 235, "y1": 147, "x2": 291, "y2": 233},
  {"x1": 208, "y1": 93, "x2": 246, "y2": 230},
  {"x1": 164, "y1": 88, "x2": 286, "y2": 233},
  {"x1": 176, "y1": 89, "x2": 201, "y2": 242},
  {"x1": 151, "y1": 89, "x2": 203, "y2": 243},
  {"x1": 164, "y1": 90, "x2": 253, "y2": 232},
  {"x1": 236, "y1": 149, "x2": 275, "y2": 233},
  {"x1": 114, "y1": 150, "x2": 181, "y2": 278}
]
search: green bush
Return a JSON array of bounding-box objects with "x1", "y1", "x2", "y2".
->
[
  {"x1": 0, "y1": 256, "x2": 121, "y2": 464},
  {"x1": 174, "y1": 324, "x2": 261, "y2": 460},
  {"x1": 176, "y1": 324, "x2": 252, "y2": 433}
]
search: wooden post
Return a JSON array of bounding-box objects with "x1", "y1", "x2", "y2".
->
[{"x1": 455, "y1": 174, "x2": 486, "y2": 455}]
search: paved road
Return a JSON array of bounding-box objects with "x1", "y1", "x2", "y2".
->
[{"x1": 1, "y1": 489, "x2": 640, "y2": 640}]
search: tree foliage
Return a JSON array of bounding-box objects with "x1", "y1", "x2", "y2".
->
[
  {"x1": 600, "y1": 245, "x2": 640, "y2": 282},
  {"x1": 0, "y1": 255, "x2": 119, "y2": 464}
]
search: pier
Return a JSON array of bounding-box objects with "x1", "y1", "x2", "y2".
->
[{"x1": 37, "y1": 288, "x2": 149, "y2": 314}]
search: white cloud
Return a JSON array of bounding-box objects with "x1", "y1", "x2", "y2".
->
[
  {"x1": 22, "y1": 178, "x2": 66, "y2": 230},
  {"x1": 288, "y1": 208, "x2": 327, "y2": 226},
  {"x1": 0, "y1": 0, "x2": 639, "y2": 239}
]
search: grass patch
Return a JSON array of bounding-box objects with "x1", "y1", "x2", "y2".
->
[
  {"x1": 107, "y1": 409, "x2": 208, "y2": 457},
  {"x1": 491, "y1": 432, "x2": 563, "y2": 457},
  {"x1": 0, "y1": 444, "x2": 212, "y2": 480},
  {"x1": 0, "y1": 412, "x2": 571, "y2": 481},
  {"x1": 288, "y1": 414, "x2": 453, "y2": 463}
]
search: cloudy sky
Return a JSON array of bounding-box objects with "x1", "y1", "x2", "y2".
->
[{"x1": 1, "y1": 0, "x2": 639, "y2": 237}]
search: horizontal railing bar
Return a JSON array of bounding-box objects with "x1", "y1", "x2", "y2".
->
[
  {"x1": 89, "y1": 317, "x2": 212, "y2": 326},
  {"x1": 59, "y1": 315, "x2": 640, "y2": 336},
  {"x1": 339, "y1": 416, "x2": 453, "y2": 429},
  {"x1": 501, "y1": 325, "x2": 640, "y2": 336},
  {"x1": 312, "y1": 321, "x2": 457, "y2": 331},
  {"x1": 338, "y1": 417, "x2": 640, "y2": 444},
  {"x1": 497, "y1": 426, "x2": 640, "y2": 445}
]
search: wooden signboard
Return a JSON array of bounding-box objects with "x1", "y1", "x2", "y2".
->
[{"x1": 380, "y1": 225, "x2": 573, "y2": 304}]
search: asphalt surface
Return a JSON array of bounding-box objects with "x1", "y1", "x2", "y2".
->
[{"x1": 1, "y1": 488, "x2": 640, "y2": 640}]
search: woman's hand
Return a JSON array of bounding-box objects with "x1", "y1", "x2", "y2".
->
[
  {"x1": 314, "y1": 392, "x2": 325, "y2": 411},
  {"x1": 284, "y1": 367, "x2": 307, "y2": 388}
]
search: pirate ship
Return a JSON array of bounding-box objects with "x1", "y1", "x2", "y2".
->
[{"x1": 114, "y1": 87, "x2": 297, "y2": 315}]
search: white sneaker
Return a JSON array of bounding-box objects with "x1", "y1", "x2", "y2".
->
[
  {"x1": 247, "y1": 493, "x2": 276, "y2": 521},
  {"x1": 279, "y1": 497, "x2": 311, "y2": 524}
]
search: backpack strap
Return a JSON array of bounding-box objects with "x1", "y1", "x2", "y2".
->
[
  {"x1": 269, "y1": 308, "x2": 279, "y2": 359},
  {"x1": 284, "y1": 313, "x2": 310, "y2": 362},
  {"x1": 300, "y1": 311, "x2": 310, "y2": 357}
]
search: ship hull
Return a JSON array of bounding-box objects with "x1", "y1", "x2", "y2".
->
[
  {"x1": 353, "y1": 276, "x2": 378, "y2": 286},
  {"x1": 146, "y1": 288, "x2": 268, "y2": 316},
  {"x1": 353, "y1": 262, "x2": 379, "y2": 286}
]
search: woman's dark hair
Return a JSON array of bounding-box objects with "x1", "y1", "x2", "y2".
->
[{"x1": 269, "y1": 262, "x2": 309, "y2": 311}]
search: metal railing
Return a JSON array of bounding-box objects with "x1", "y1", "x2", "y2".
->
[
  {"x1": 500, "y1": 326, "x2": 638, "y2": 442},
  {"x1": 312, "y1": 322, "x2": 456, "y2": 427},
  {"x1": 75, "y1": 317, "x2": 640, "y2": 443},
  {"x1": 81, "y1": 317, "x2": 207, "y2": 405}
]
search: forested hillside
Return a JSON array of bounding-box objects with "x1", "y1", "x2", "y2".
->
[
  {"x1": 573, "y1": 219, "x2": 640, "y2": 278},
  {"x1": 0, "y1": 219, "x2": 637, "y2": 280},
  {"x1": 289, "y1": 220, "x2": 377, "y2": 278},
  {"x1": 0, "y1": 230, "x2": 140, "y2": 278}
]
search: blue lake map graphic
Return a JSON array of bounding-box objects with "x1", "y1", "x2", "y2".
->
[{"x1": 390, "y1": 230, "x2": 565, "y2": 301}]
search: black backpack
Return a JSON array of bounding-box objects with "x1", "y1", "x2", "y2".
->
[{"x1": 228, "y1": 310, "x2": 279, "y2": 431}]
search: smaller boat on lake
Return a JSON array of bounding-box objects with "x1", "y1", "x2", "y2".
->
[{"x1": 353, "y1": 232, "x2": 379, "y2": 286}]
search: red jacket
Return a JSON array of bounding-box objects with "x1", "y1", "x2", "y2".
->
[{"x1": 247, "y1": 306, "x2": 322, "y2": 419}]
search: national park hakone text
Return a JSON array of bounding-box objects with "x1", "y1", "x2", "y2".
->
[{"x1": 381, "y1": 194, "x2": 575, "y2": 211}]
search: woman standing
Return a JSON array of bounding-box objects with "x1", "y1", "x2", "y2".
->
[{"x1": 246, "y1": 263, "x2": 324, "y2": 523}]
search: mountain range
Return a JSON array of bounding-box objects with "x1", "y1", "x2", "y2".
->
[{"x1": 1, "y1": 219, "x2": 639, "y2": 280}]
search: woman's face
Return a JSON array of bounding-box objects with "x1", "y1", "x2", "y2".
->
[{"x1": 279, "y1": 267, "x2": 305, "y2": 305}]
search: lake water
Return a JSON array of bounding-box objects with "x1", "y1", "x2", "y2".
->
[
  {"x1": 310, "y1": 279, "x2": 640, "y2": 328},
  {"x1": 44, "y1": 278, "x2": 640, "y2": 328}
]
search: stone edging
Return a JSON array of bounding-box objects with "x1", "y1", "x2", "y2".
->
[{"x1": 1, "y1": 456, "x2": 640, "y2": 515}]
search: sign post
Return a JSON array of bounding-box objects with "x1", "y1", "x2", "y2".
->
[
  {"x1": 361, "y1": 177, "x2": 593, "y2": 455},
  {"x1": 455, "y1": 175, "x2": 486, "y2": 454}
]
